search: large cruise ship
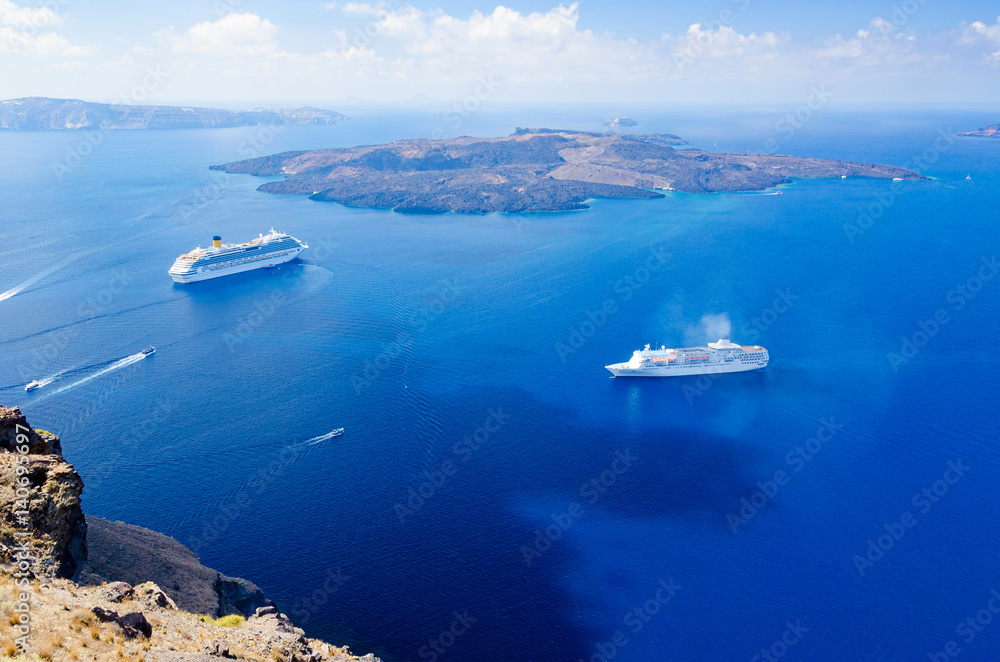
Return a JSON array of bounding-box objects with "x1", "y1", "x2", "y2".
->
[
  {"x1": 168, "y1": 229, "x2": 307, "y2": 283},
  {"x1": 605, "y1": 339, "x2": 768, "y2": 377}
]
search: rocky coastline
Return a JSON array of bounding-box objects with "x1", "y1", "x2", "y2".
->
[
  {"x1": 211, "y1": 129, "x2": 927, "y2": 215},
  {"x1": 0, "y1": 404, "x2": 377, "y2": 662},
  {"x1": 957, "y1": 123, "x2": 1000, "y2": 137}
]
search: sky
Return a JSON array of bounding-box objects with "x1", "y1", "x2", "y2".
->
[{"x1": 0, "y1": 0, "x2": 999, "y2": 107}]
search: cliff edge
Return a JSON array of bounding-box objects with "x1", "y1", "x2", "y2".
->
[
  {"x1": 0, "y1": 405, "x2": 378, "y2": 662},
  {"x1": 0, "y1": 405, "x2": 86, "y2": 579}
]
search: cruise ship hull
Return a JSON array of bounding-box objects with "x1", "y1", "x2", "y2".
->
[
  {"x1": 606, "y1": 360, "x2": 767, "y2": 377},
  {"x1": 605, "y1": 339, "x2": 769, "y2": 377},
  {"x1": 169, "y1": 232, "x2": 306, "y2": 283}
]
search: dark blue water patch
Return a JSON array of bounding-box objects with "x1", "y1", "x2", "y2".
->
[
  {"x1": 187, "y1": 385, "x2": 767, "y2": 662},
  {"x1": 2, "y1": 110, "x2": 999, "y2": 662}
]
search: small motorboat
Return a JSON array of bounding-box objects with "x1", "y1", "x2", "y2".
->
[
  {"x1": 331, "y1": 428, "x2": 344, "y2": 437},
  {"x1": 25, "y1": 380, "x2": 41, "y2": 391},
  {"x1": 142, "y1": 346, "x2": 156, "y2": 356}
]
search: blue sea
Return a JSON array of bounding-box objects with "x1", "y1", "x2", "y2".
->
[{"x1": 2, "y1": 107, "x2": 999, "y2": 661}]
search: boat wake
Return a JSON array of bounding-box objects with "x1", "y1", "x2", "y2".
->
[
  {"x1": 38, "y1": 352, "x2": 149, "y2": 399},
  {"x1": 0, "y1": 251, "x2": 87, "y2": 303},
  {"x1": 27, "y1": 371, "x2": 65, "y2": 391},
  {"x1": 293, "y1": 429, "x2": 344, "y2": 447}
]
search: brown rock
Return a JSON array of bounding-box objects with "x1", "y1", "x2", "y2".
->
[
  {"x1": 253, "y1": 604, "x2": 278, "y2": 618},
  {"x1": 91, "y1": 606, "x2": 119, "y2": 622},
  {"x1": 201, "y1": 639, "x2": 233, "y2": 658},
  {"x1": 106, "y1": 580, "x2": 133, "y2": 602},
  {"x1": 120, "y1": 611, "x2": 152, "y2": 638},
  {"x1": 134, "y1": 581, "x2": 178, "y2": 610},
  {"x1": 0, "y1": 405, "x2": 62, "y2": 455},
  {"x1": 0, "y1": 408, "x2": 86, "y2": 578}
]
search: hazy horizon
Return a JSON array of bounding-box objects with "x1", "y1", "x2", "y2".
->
[{"x1": 1, "y1": 0, "x2": 999, "y2": 108}]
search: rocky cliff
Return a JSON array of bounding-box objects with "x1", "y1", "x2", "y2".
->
[
  {"x1": 0, "y1": 405, "x2": 378, "y2": 662},
  {"x1": 83, "y1": 516, "x2": 268, "y2": 619},
  {"x1": 0, "y1": 405, "x2": 86, "y2": 578}
]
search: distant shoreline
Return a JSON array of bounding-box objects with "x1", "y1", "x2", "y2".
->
[
  {"x1": 957, "y1": 123, "x2": 999, "y2": 138},
  {"x1": 211, "y1": 129, "x2": 926, "y2": 215},
  {"x1": 0, "y1": 96, "x2": 347, "y2": 130}
]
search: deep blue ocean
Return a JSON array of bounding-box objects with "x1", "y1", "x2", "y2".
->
[{"x1": 1, "y1": 107, "x2": 999, "y2": 661}]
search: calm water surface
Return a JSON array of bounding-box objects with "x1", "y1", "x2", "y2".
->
[{"x1": 1, "y1": 108, "x2": 998, "y2": 661}]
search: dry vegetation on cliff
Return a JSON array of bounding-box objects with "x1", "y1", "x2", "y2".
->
[
  {"x1": 0, "y1": 575, "x2": 370, "y2": 662},
  {"x1": 0, "y1": 406, "x2": 378, "y2": 662}
]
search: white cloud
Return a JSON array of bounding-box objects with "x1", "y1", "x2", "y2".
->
[
  {"x1": 674, "y1": 22, "x2": 779, "y2": 60},
  {"x1": 168, "y1": 12, "x2": 279, "y2": 55},
  {"x1": 959, "y1": 16, "x2": 1000, "y2": 44},
  {"x1": 0, "y1": 0, "x2": 60, "y2": 28},
  {"x1": 318, "y1": 2, "x2": 783, "y2": 87},
  {"x1": 0, "y1": 0, "x2": 89, "y2": 56},
  {"x1": 815, "y1": 17, "x2": 921, "y2": 66},
  {"x1": 958, "y1": 16, "x2": 1000, "y2": 62},
  {"x1": 341, "y1": 2, "x2": 380, "y2": 15},
  {"x1": 0, "y1": 26, "x2": 86, "y2": 55},
  {"x1": 6, "y1": 5, "x2": 999, "y2": 106}
]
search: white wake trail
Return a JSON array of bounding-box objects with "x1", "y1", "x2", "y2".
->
[
  {"x1": 31, "y1": 370, "x2": 66, "y2": 389},
  {"x1": 40, "y1": 353, "x2": 147, "y2": 399},
  {"x1": 294, "y1": 429, "x2": 344, "y2": 447},
  {"x1": 0, "y1": 251, "x2": 87, "y2": 302}
]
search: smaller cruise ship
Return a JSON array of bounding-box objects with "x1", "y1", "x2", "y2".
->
[
  {"x1": 606, "y1": 339, "x2": 768, "y2": 377},
  {"x1": 169, "y1": 229, "x2": 307, "y2": 283}
]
